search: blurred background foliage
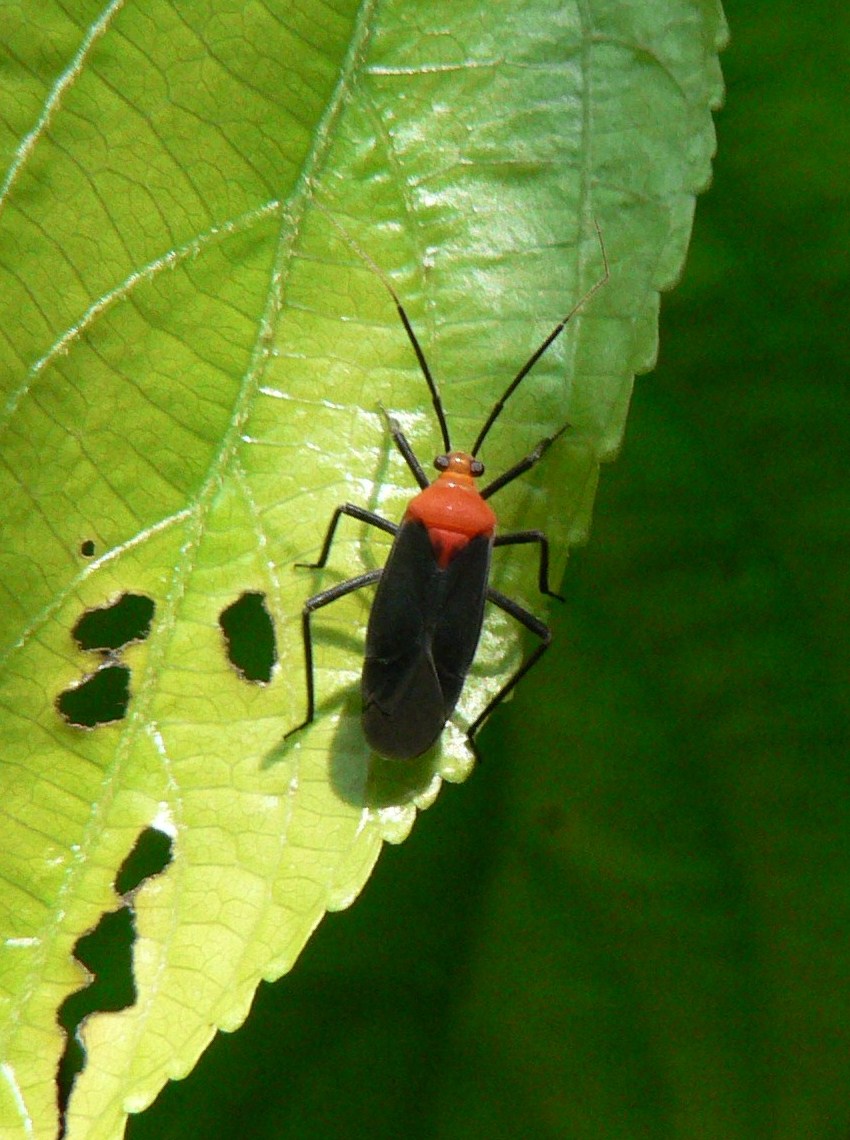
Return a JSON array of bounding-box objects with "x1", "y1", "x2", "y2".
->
[{"x1": 129, "y1": 1, "x2": 849, "y2": 1136}]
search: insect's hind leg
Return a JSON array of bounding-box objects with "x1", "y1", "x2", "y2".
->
[
  {"x1": 289, "y1": 501, "x2": 396, "y2": 740},
  {"x1": 463, "y1": 588, "x2": 551, "y2": 757},
  {"x1": 493, "y1": 530, "x2": 565, "y2": 601},
  {"x1": 297, "y1": 503, "x2": 397, "y2": 570},
  {"x1": 285, "y1": 569, "x2": 383, "y2": 741}
]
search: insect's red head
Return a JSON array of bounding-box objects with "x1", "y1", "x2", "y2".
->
[{"x1": 434, "y1": 451, "x2": 485, "y2": 483}]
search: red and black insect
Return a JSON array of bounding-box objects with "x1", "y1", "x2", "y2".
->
[{"x1": 286, "y1": 230, "x2": 607, "y2": 761}]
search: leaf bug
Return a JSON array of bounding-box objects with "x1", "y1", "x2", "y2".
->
[{"x1": 286, "y1": 218, "x2": 608, "y2": 761}]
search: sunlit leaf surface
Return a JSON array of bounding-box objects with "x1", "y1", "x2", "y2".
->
[{"x1": 0, "y1": 1, "x2": 724, "y2": 1135}]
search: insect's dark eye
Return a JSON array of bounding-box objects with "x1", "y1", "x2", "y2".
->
[
  {"x1": 471, "y1": 459, "x2": 485, "y2": 477},
  {"x1": 434, "y1": 454, "x2": 450, "y2": 471}
]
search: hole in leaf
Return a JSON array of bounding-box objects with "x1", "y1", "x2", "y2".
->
[
  {"x1": 57, "y1": 908, "x2": 136, "y2": 1131},
  {"x1": 57, "y1": 664, "x2": 131, "y2": 727},
  {"x1": 55, "y1": 827, "x2": 174, "y2": 1134},
  {"x1": 115, "y1": 826, "x2": 173, "y2": 895},
  {"x1": 72, "y1": 593, "x2": 155, "y2": 653},
  {"x1": 80, "y1": 539, "x2": 96, "y2": 557},
  {"x1": 219, "y1": 591, "x2": 277, "y2": 683}
]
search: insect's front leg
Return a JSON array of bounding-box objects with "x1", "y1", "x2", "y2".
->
[
  {"x1": 480, "y1": 427, "x2": 567, "y2": 500},
  {"x1": 493, "y1": 530, "x2": 565, "y2": 601},
  {"x1": 379, "y1": 407, "x2": 430, "y2": 490}
]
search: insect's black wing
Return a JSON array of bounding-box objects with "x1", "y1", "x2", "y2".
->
[
  {"x1": 362, "y1": 519, "x2": 443, "y2": 759},
  {"x1": 431, "y1": 533, "x2": 491, "y2": 713},
  {"x1": 361, "y1": 521, "x2": 491, "y2": 761}
]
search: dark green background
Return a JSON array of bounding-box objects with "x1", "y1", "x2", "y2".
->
[{"x1": 129, "y1": 2, "x2": 850, "y2": 1136}]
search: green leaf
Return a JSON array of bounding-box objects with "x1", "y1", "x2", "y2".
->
[{"x1": 0, "y1": 1, "x2": 725, "y2": 1136}]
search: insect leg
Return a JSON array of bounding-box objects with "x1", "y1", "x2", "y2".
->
[
  {"x1": 480, "y1": 426, "x2": 567, "y2": 500},
  {"x1": 297, "y1": 504, "x2": 397, "y2": 570},
  {"x1": 464, "y1": 589, "x2": 551, "y2": 755},
  {"x1": 285, "y1": 569, "x2": 383, "y2": 741},
  {"x1": 494, "y1": 531, "x2": 565, "y2": 601},
  {"x1": 379, "y1": 407, "x2": 430, "y2": 490}
]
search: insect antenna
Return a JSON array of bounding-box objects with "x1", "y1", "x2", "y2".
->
[
  {"x1": 470, "y1": 221, "x2": 609, "y2": 458},
  {"x1": 313, "y1": 201, "x2": 452, "y2": 453}
]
